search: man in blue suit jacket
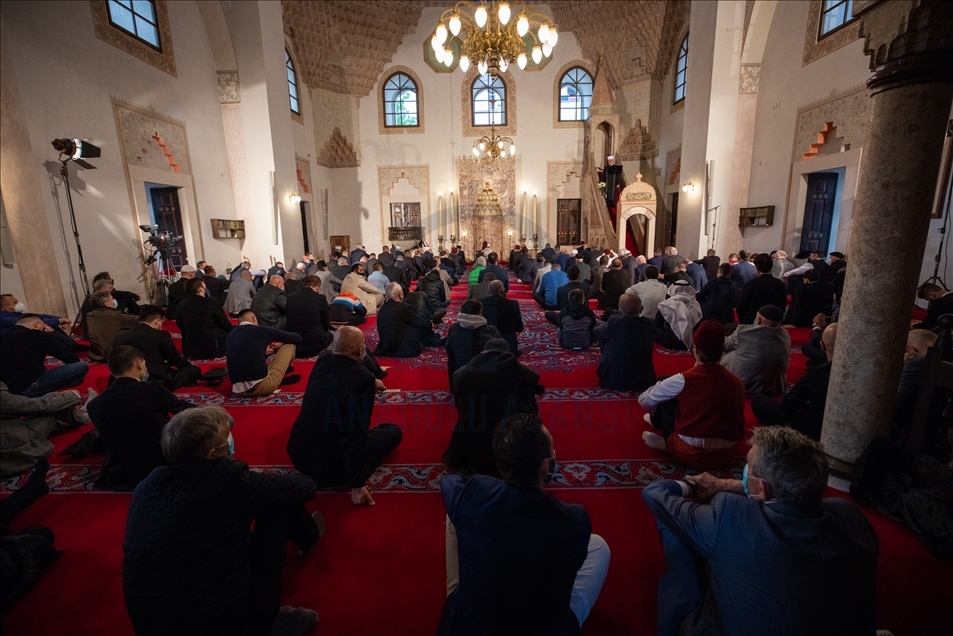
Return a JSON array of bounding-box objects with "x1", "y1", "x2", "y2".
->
[{"x1": 642, "y1": 426, "x2": 878, "y2": 636}]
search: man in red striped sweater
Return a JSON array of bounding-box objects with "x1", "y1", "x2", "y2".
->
[{"x1": 638, "y1": 320, "x2": 746, "y2": 470}]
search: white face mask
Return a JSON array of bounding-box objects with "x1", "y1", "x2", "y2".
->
[
  {"x1": 13, "y1": 302, "x2": 26, "y2": 313},
  {"x1": 111, "y1": 299, "x2": 119, "y2": 309}
]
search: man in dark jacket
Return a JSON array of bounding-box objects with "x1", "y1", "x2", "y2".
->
[
  {"x1": 123, "y1": 406, "x2": 323, "y2": 636},
  {"x1": 559, "y1": 289, "x2": 597, "y2": 351},
  {"x1": 445, "y1": 300, "x2": 502, "y2": 385},
  {"x1": 518, "y1": 253, "x2": 539, "y2": 284},
  {"x1": 441, "y1": 339, "x2": 541, "y2": 474},
  {"x1": 783, "y1": 269, "x2": 834, "y2": 327},
  {"x1": 176, "y1": 278, "x2": 233, "y2": 360},
  {"x1": 696, "y1": 263, "x2": 739, "y2": 324},
  {"x1": 285, "y1": 276, "x2": 332, "y2": 357},
  {"x1": 114, "y1": 305, "x2": 201, "y2": 391},
  {"x1": 287, "y1": 327, "x2": 402, "y2": 506},
  {"x1": 375, "y1": 283, "x2": 438, "y2": 357},
  {"x1": 736, "y1": 253, "x2": 787, "y2": 324},
  {"x1": 226, "y1": 311, "x2": 301, "y2": 397},
  {"x1": 469, "y1": 271, "x2": 496, "y2": 301},
  {"x1": 599, "y1": 258, "x2": 628, "y2": 313},
  {"x1": 478, "y1": 253, "x2": 509, "y2": 292},
  {"x1": 751, "y1": 323, "x2": 837, "y2": 441},
  {"x1": 479, "y1": 281, "x2": 524, "y2": 355},
  {"x1": 165, "y1": 265, "x2": 196, "y2": 319},
  {"x1": 545, "y1": 265, "x2": 591, "y2": 326},
  {"x1": 202, "y1": 266, "x2": 231, "y2": 306},
  {"x1": 439, "y1": 414, "x2": 609, "y2": 636},
  {"x1": 419, "y1": 269, "x2": 450, "y2": 308},
  {"x1": 699, "y1": 249, "x2": 721, "y2": 282},
  {"x1": 729, "y1": 250, "x2": 758, "y2": 288},
  {"x1": 0, "y1": 314, "x2": 89, "y2": 396},
  {"x1": 87, "y1": 345, "x2": 194, "y2": 491},
  {"x1": 249, "y1": 275, "x2": 288, "y2": 329},
  {"x1": 594, "y1": 293, "x2": 658, "y2": 392}
]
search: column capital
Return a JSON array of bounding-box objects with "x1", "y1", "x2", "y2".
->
[{"x1": 860, "y1": 0, "x2": 953, "y2": 94}]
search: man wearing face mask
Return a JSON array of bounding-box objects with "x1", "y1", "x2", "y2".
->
[
  {"x1": 642, "y1": 426, "x2": 878, "y2": 636},
  {"x1": 0, "y1": 293, "x2": 73, "y2": 333},
  {"x1": 124, "y1": 406, "x2": 324, "y2": 636},
  {"x1": 87, "y1": 346, "x2": 194, "y2": 491},
  {"x1": 0, "y1": 314, "x2": 89, "y2": 396},
  {"x1": 86, "y1": 289, "x2": 139, "y2": 363},
  {"x1": 439, "y1": 414, "x2": 611, "y2": 636}
]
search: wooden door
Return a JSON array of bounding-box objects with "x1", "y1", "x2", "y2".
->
[
  {"x1": 330, "y1": 235, "x2": 350, "y2": 256},
  {"x1": 148, "y1": 186, "x2": 187, "y2": 269},
  {"x1": 557, "y1": 199, "x2": 581, "y2": 245},
  {"x1": 800, "y1": 173, "x2": 838, "y2": 254}
]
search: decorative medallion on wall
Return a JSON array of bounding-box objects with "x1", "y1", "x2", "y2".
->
[
  {"x1": 802, "y1": 0, "x2": 862, "y2": 66},
  {"x1": 113, "y1": 98, "x2": 192, "y2": 176},
  {"x1": 792, "y1": 85, "x2": 868, "y2": 162},
  {"x1": 89, "y1": 0, "x2": 176, "y2": 76},
  {"x1": 738, "y1": 64, "x2": 760, "y2": 94},
  {"x1": 218, "y1": 71, "x2": 241, "y2": 104},
  {"x1": 295, "y1": 157, "x2": 312, "y2": 194},
  {"x1": 460, "y1": 66, "x2": 517, "y2": 138}
]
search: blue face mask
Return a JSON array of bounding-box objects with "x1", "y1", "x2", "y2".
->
[
  {"x1": 227, "y1": 432, "x2": 234, "y2": 456},
  {"x1": 742, "y1": 463, "x2": 751, "y2": 496},
  {"x1": 111, "y1": 299, "x2": 119, "y2": 309}
]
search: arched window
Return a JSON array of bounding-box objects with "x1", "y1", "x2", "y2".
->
[
  {"x1": 472, "y1": 74, "x2": 506, "y2": 127},
  {"x1": 383, "y1": 72, "x2": 419, "y2": 127},
  {"x1": 819, "y1": 0, "x2": 856, "y2": 38},
  {"x1": 286, "y1": 49, "x2": 300, "y2": 115},
  {"x1": 673, "y1": 34, "x2": 689, "y2": 104},
  {"x1": 558, "y1": 67, "x2": 593, "y2": 121}
]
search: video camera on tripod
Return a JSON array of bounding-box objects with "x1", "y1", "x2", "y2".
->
[{"x1": 140, "y1": 224, "x2": 183, "y2": 265}]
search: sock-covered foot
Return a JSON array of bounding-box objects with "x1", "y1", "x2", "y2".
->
[
  {"x1": 642, "y1": 431, "x2": 668, "y2": 452},
  {"x1": 268, "y1": 607, "x2": 318, "y2": 636},
  {"x1": 279, "y1": 374, "x2": 301, "y2": 387}
]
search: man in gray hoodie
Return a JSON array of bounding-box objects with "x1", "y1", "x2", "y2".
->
[{"x1": 444, "y1": 299, "x2": 501, "y2": 385}]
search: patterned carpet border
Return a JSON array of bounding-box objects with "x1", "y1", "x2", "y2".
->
[
  {"x1": 174, "y1": 388, "x2": 641, "y2": 407},
  {"x1": 1, "y1": 460, "x2": 745, "y2": 494}
]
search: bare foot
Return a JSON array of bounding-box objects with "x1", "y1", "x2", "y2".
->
[{"x1": 642, "y1": 431, "x2": 667, "y2": 452}]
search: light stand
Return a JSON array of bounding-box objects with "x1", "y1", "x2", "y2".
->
[
  {"x1": 924, "y1": 175, "x2": 950, "y2": 290},
  {"x1": 52, "y1": 138, "x2": 101, "y2": 325}
]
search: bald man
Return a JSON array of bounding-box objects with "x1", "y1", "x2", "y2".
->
[
  {"x1": 751, "y1": 323, "x2": 837, "y2": 441},
  {"x1": 249, "y1": 274, "x2": 288, "y2": 329},
  {"x1": 286, "y1": 327, "x2": 402, "y2": 506}
]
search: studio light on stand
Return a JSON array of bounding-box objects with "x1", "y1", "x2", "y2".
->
[{"x1": 52, "y1": 138, "x2": 101, "y2": 321}]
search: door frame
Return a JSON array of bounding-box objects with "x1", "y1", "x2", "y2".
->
[
  {"x1": 556, "y1": 198, "x2": 582, "y2": 245},
  {"x1": 129, "y1": 164, "x2": 203, "y2": 272}
]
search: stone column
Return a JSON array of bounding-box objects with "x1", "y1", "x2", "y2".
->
[{"x1": 821, "y1": 0, "x2": 953, "y2": 470}]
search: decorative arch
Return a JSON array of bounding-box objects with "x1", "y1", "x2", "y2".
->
[
  {"x1": 553, "y1": 60, "x2": 595, "y2": 129},
  {"x1": 618, "y1": 174, "x2": 657, "y2": 255},
  {"x1": 461, "y1": 66, "x2": 516, "y2": 138},
  {"x1": 377, "y1": 65, "x2": 425, "y2": 135}
]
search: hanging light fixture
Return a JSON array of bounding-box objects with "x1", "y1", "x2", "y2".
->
[
  {"x1": 472, "y1": 114, "x2": 515, "y2": 162},
  {"x1": 432, "y1": 1, "x2": 558, "y2": 79}
]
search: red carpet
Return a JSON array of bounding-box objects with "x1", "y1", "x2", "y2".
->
[{"x1": 2, "y1": 274, "x2": 952, "y2": 635}]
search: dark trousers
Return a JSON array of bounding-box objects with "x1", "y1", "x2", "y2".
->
[
  {"x1": 247, "y1": 503, "x2": 320, "y2": 634},
  {"x1": 161, "y1": 365, "x2": 203, "y2": 392},
  {"x1": 545, "y1": 311, "x2": 560, "y2": 325},
  {"x1": 357, "y1": 424, "x2": 403, "y2": 483},
  {"x1": 534, "y1": 290, "x2": 558, "y2": 310},
  {"x1": 801, "y1": 343, "x2": 827, "y2": 366},
  {"x1": 650, "y1": 398, "x2": 678, "y2": 439},
  {"x1": 655, "y1": 520, "x2": 707, "y2": 636}
]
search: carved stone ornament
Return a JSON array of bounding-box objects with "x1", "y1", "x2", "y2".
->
[
  {"x1": 113, "y1": 98, "x2": 192, "y2": 176},
  {"x1": 218, "y1": 71, "x2": 241, "y2": 104},
  {"x1": 379, "y1": 166, "x2": 429, "y2": 198},
  {"x1": 626, "y1": 191, "x2": 654, "y2": 201},
  {"x1": 739, "y1": 64, "x2": 760, "y2": 94},
  {"x1": 793, "y1": 85, "x2": 868, "y2": 161}
]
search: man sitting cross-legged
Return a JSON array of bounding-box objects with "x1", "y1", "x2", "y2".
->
[
  {"x1": 477, "y1": 280, "x2": 524, "y2": 355},
  {"x1": 249, "y1": 274, "x2": 288, "y2": 328},
  {"x1": 545, "y1": 264, "x2": 590, "y2": 326},
  {"x1": 595, "y1": 293, "x2": 658, "y2": 392},
  {"x1": 0, "y1": 313, "x2": 89, "y2": 397},
  {"x1": 287, "y1": 327, "x2": 402, "y2": 506},
  {"x1": 445, "y1": 300, "x2": 501, "y2": 385},
  {"x1": 375, "y1": 283, "x2": 443, "y2": 358},
  {"x1": 87, "y1": 345, "x2": 194, "y2": 491},
  {"x1": 86, "y1": 288, "x2": 140, "y2": 363},
  {"x1": 642, "y1": 426, "x2": 877, "y2": 636},
  {"x1": 558, "y1": 288, "x2": 597, "y2": 351},
  {"x1": 638, "y1": 320, "x2": 745, "y2": 471},
  {"x1": 534, "y1": 263, "x2": 567, "y2": 310},
  {"x1": 114, "y1": 305, "x2": 201, "y2": 392},
  {"x1": 626, "y1": 266, "x2": 667, "y2": 319},
  {"x1": 721, "y1": 304, "x2": 791, "y2": 396},
  {"x1": 751, "y1": 323, "x2": 837, "y2": 442},
  {"x1": 439, "y1": 413, "x2": 610, "y2": 635},
  {"x1": 226, "y1": 310, "x2": 302, "y2": 397},
  {"x1": 468, "y1": 271, "x2": 496, "y2": 302},
  {"x1": 736, "y1": 253, "x2": 787, "y2": 325},
  {"x1": 284, "y1": 275, "x2": 333, "y2": 357},
  {"x1": 124, "y1": 406, "x2": 324, "y2": 636},
  {"x1": 441, "y1": 339, "x2": 542, "y2": 475},
  {"x1": 176, "y1": 277, "x2": 233, "y2": 360}
]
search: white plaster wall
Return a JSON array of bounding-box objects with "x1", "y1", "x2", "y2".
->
[
  {"x1": 0, "y1": 196, "x2": 26, "y2": 303},
  {"x1": 746, "y1": 0, "x2": 870, "y2": 254},
  {"x1": 341, "y1": 6, "x2": 587, "y2": 252},
  {"x1": 1, "y1": 0, "x2": 241, "y2": 312}
]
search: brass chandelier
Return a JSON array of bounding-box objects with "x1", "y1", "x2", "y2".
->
[
  {"x1": 472, "y1": 97, "x2": 515, "y2": 160},
  {"x1": 431, "y1": 1, "x2": 559, "y2": 78}
]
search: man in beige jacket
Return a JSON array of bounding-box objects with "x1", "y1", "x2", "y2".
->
[{"x1": 341, "y1": 263, "x2": 384, "y2": 315}]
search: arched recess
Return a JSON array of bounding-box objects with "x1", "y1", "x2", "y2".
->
[
  {"x1": 552, "y1": 59, "x2": 595, "y2": 129},
  {"x1": 378, "y1": 65, "x2": 425, "y2": 135},
  {"x1": 618, "y1": 174, "x2": 657, "y2": 255}
]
